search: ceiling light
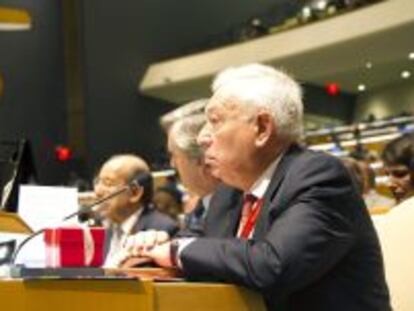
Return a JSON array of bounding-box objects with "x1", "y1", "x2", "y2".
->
[
  {"x1": 409, "y1": 52, "x2": 414, "y2": 60},
  {"x1": 316, "y1": 0, "x2": 328, "y2": 10},
  {"x1": 365, "y1": 62, "x2": 372, "y2": 69},
  {"x1": 301, "y1": 6, "x2": 312, "y2": 20},
  {"x1": 401, "y1": 70, "x2": 411, "y2": 79},
  {"x1": 358, "y1": 84, "x2": 366, "y2": 92},
  {"x1": 0, "y1": 6, "x2": 32, "y2": 31}
]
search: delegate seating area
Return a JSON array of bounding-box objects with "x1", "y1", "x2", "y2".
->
[
  {"x1": 307, "y1": 115, "x2": 414, "y2": 310},
  {"x1": 306, "y1": 115, "x2": 414, "y2": 211}
]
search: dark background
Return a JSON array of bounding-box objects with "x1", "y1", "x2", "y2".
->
[{"x1": 0, "y1": 0, "x2": 356, "y2": 185}]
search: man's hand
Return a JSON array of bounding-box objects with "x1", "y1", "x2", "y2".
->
[
  {"x1": 124, "y1": 230, "x2": 170, "y2": 256},
  {"x1": 140, "y1": 241, "x2": 174, "y2": 268}
]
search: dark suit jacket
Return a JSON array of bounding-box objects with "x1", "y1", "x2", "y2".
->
[
  {"x1": 175, "y1": 184, "x2": 243, "y2": 238},
  {"x1": 130, "y1": 204, "x2": 179, "y2": 236},
  {"x1": 180, "y1": 145, "x2": 391, "y2": 311},
  {"x1": 104, "y1": 204, "x2": 179, "y2": 258},
  {"x1": 179, "y1": 199, "x2": 206, "y2": 237}
]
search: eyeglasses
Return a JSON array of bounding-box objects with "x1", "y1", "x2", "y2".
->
[{"x1": 93, "y1": 177, "x2": 127, "y2": 190}]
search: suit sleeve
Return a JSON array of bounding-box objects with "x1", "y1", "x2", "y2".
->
[
  {"x1": 146, "y1": 210, "x2": 180, "y2": 237},
  {"x1": 163, "y1": 218, "x2": 180, "y2": 237},
  {"x1": 180, "y1": 155, "x2": 359, "y2": 296}
]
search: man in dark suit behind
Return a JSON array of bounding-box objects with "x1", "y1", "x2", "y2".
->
[
  {"x1": 93, "y1": 154, "x2": 178, "y2": 267},
  {"x1": 167, "y1": 111, "x2": 244, "y2": 238},
  {"x1": 133, "y1": 64, "x2": 391, "y2": 310}
]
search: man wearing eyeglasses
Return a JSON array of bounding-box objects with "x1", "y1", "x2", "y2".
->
[{"x1": 94, "y1": 154, "x2": 179, "y2": 267}]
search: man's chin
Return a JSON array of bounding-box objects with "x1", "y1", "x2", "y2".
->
[
  {"x1": 98, "y1": 208, "x2": 111, "y2": 219},
  {"x1": 209, "y1": 167, "x2": 221, "y2": 179}
]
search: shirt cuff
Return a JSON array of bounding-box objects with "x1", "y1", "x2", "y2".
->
[{"x1": 174, "y1": 238, "x2": 196, "y2": 268}]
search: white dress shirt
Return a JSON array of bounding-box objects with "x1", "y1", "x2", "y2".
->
[{"x1": 103, "y1": 207, "x2": 143, "y2": 267}]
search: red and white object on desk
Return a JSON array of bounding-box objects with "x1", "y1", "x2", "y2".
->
[{"x1": 44, "y1": 227, "x2": 106, "y2": 267}]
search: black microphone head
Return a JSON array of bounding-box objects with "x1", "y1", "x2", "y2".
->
[{"x1": 128, "y1": 171, "x2": 153, "y2": 204}]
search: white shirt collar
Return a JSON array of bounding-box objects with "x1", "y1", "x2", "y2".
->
[
  {"x1": 201, "y1": 193, "x2": 213, "y2": 214},
  {"x1": 248, "y1": 152, "x2": 284, "y2": 199}
]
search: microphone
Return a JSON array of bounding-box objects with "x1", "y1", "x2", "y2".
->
[{"x1": 11, "y1": 171, "x2": 152, "y2": 265}]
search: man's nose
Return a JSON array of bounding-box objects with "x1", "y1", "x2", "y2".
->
[
  {"x1": 387, "y1": 176, "x2": 399, "y2": 190},
  {"x1": 94, "y1": 183, "x2": 105, "y2": 197},
  {"x1": 197, "y1": 124, "x2": 212, "y2": 148}
]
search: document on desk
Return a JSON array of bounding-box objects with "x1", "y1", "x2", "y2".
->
[{"x1": 18, "y1": 185, "x2": 79, "y2": 232}]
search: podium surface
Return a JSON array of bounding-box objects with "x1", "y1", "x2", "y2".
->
[{"x1": 0, "y1": 278, "x2": 266, "y2": 311}]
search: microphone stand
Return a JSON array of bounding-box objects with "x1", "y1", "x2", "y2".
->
[{"x1": 11, "y1": 185, "x2": 131, "y2": 265}]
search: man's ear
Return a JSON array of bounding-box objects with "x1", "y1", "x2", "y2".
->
[
  {"x1": 129, "y1": 185, "x2": 144, "y2": 204},
  {"x1": 254, "y1": 111, "x2": 274, "y2": 148}
]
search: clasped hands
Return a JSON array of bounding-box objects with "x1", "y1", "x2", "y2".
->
[{"x1": 118, "y1": 230, "x2": 174, "y2": 268}]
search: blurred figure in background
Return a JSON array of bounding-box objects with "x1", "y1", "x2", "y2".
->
[
  {"x1": 153, "y1": 184, "x2": 183, "y2": 222},
  {"x1": 93, "y1": 154, "x2": 178, "y2": 267},
  {"x1": 67, "y1": 171, "x2": 91, "y2": 192},
  {"x1": 341, "y1": 157, "x2": 365, "y2": 194},
  {"x1": 382, "y1": 132, "x2": 414, "y2": 204},
  {"x1": 167, "y1": 113, "x2": 221, "y2": 234},
  {"x1": 159, "y1": 99, "x2": 207, "y2": 132},
  {"x1": 341, "y1": 157, "x2": 395, "y2": 211},
  {"x1": 360, "y1": 160, "x2": 395, "y2": 210}
]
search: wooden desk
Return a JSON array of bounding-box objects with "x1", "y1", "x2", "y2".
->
[{"x1": 0, "y1": 279, "x2": 266, "y2": 311}]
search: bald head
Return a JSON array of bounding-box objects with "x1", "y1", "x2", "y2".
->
[
  {"x1": 94, "y1": 154, "x2": 153, "y2": 223},
  {"x1": 103, "y1": 154, "x2": 149, "y2": 181}
]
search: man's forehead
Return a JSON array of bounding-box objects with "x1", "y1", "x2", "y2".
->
[
  {"x1": 206, "y1": 96, "x2": 237, "y2": 114},
  {"x1": 205, "y1": 98, "x2": 220, "y2": 114},
  {"x1": 101, "y1": 157, "x2": 148, "y2": 178},
  {"x1": 98, "y1": 165, "x2": 119, "y2": 181}
]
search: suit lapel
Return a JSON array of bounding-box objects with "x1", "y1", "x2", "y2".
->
[
  {"x1": 130, "y1": 205, "x2": 149, "y2": 234},
  {"x1": 184, "y1": 199, "x2": 206, "y2": 235},
  {"x1": 223, "y1": 195, "x2": 243, "y2": 237},
  {"x1": 253, "y1": 144, "x2": 303, "y2": 238},
  {"x1": 205, "y1": 185, "x2": 243, "y2": 238}
]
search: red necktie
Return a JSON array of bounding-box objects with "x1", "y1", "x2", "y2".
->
[{"x1": 237, "y1": 194, "x2": 260, "y2": 239}]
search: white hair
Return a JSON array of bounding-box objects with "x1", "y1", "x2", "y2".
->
[
  {"x1": 170, "y1": 113, "x2": 206, "y2": 160},
  {"x1": 211, "y1": 63, "x2": 303, "y2": 142},
  {"x1": 160, "y1": 99, "x2": 208, "y2": 131}
]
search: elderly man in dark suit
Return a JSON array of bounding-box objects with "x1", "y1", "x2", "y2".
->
[{"x1": 131, "y1": 64, "x2": 391, "y2": 311}]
